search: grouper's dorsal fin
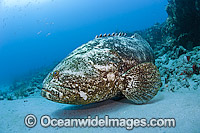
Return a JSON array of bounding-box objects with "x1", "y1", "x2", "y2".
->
[
  {"x1": 95, "y1": 32, "x2": 127, "y2": 39},
  {"x1": 120, "y1": 62, "x2": 161, "y2": 104}
]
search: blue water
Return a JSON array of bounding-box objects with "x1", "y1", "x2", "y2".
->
[{"x1": 0, "y1": 0, "x2": 168, "y2": 83}]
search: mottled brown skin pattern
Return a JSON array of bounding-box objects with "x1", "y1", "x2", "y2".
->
[{"x1": 42, "y1": 33, "x2": 161, "y2": 105}]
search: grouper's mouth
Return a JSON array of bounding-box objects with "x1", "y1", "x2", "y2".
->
[
  {"x1": 41, "y1": 85, "x2": 79, "y2": 104},
  {"x1": 41, "y1": 88, "x2": 62, "y2": 102}
]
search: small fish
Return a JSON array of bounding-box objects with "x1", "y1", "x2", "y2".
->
[
  {"x1": 37, "y1": 30, "x2": 42, "y2": 35},
  {"x1": 46, "y1": 32, "x2": 51, "y2": 37},
  {"x1": 42, "y1": 33, "x2": 161, "y2": 105}
]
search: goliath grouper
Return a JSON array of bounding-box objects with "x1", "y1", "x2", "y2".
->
[{"x1": 41, "y1": 33, "x2": 161, "y2": 105}]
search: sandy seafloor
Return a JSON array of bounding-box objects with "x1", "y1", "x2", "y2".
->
[{"x1": 0, "y1": 90, "x2": 200, "y2": 133}]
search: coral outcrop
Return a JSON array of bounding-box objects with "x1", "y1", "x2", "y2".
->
[
  {"x1": 0, "y1": 64, "x2": 57, "y2": 100},
  {"x1": 166, "y1": 0, "x2": 200, "y2": 49},
  {"x1": 156, "y1": 46, "x2": 200, "y2": 92}
]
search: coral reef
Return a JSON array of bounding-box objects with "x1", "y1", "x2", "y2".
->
[
  {"x1": 134, "y1": 23, "x2": 168, "y2": 49},
  {"x1": 156, "y1": 46, "x2": 200, "y2": 92},
  {"x1": 166, "y1": 0, "x2": 200, "y2": 50},
  {"x1": 0, "y1": 90, "x2": 4, "y2": 100},
  {"x1": 129, "y1": 0, "x2": 200, "y2": 52},
  {"x1": 1, "y1": 64, "x2": 57, "y2": 100}
]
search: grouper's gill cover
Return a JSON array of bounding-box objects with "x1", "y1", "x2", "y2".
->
[{"x1": 42, "y1": 34, "x2": 161, "y2": 105}]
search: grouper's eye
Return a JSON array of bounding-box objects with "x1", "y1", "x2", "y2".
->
[{"x1": 53, "y1": 70, "x2": 59, "y2": 78}]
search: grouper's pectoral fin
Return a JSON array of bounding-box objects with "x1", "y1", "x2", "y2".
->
[{"x1": 120, "y1": 62, "x2": 161, "y2": 104}]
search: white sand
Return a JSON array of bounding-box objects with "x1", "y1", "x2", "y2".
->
[{"x1": 0, "y1": 91, "x2": 200, "y2": 133}]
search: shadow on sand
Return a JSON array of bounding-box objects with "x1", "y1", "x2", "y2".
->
[{"x1": 52, "y1": 93, "x2": 164, "y2": 118}]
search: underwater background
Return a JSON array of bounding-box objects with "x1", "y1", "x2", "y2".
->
[
  {"x1": 0, "y1": 0, "x2": 200, "y2": 133},
  {"x1": 0, "y1": 0, "x2": 167, "y2": 84}
]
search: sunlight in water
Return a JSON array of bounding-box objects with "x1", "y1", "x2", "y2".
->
[{"x1": 1, "y1": 0, "x2": 51, "y2": 7}]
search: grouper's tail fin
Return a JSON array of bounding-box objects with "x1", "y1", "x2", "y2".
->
[{"x1": 120, "y1": 62, "x2": 161, "y2": 104}]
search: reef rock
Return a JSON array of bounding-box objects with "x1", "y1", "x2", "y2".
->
[
  {"x1": 156, "y1": 46, "x2": 200, "y2": 92},
  {"x1": 166, "y1": 0, "x2": 200, "y2": 49}
]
